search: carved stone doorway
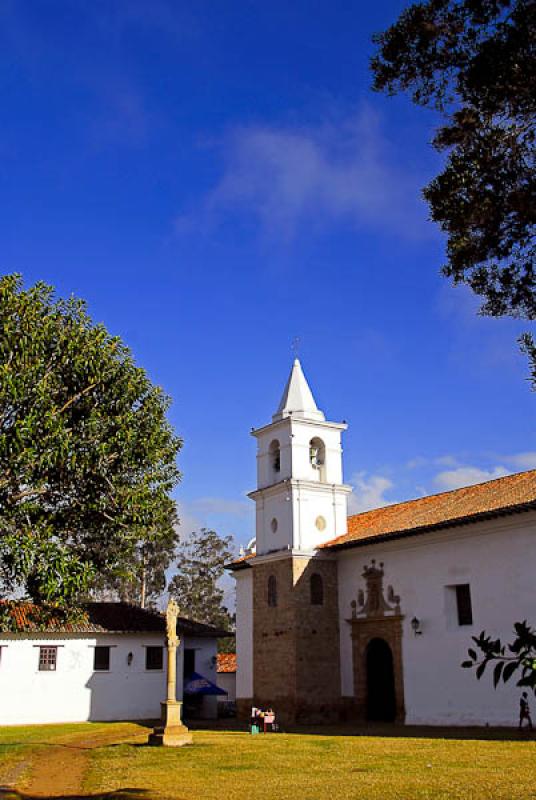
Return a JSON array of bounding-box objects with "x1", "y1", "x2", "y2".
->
[
  {"x1": 348, "y1": 560, "x2": 406, "y2": 723},
  {"x1": 366, "y1": 638, "x2": 396, "y2": 721}
]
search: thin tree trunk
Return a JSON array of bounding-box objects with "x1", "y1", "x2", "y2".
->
[{"x1": 140, "y1": 556, "x2": 146, "y2": 609}]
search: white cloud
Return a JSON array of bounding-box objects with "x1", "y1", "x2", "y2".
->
[
  {"x1": 434, "y1": 465, "x2": 509, "y2": 491},
  {"x1": 435, "y1": 455, "x2": 460, "y2": 467},
  {"x1": 178, "y1": 106, "x2": 430, "y2": 241},
  {"x1": 503, "y1": 452, "x2": 536, "y2": 470},
  {"x1": 175, "y1": 502, "x2": 203, "y2": 541},
  {"x1": 406, "y1": 454, "x2": 460, "y2": 470},
  {"x1": 191, "y1": 496, "x2": 251, "y2": 517},
  {"x1": 348, "y1": 471, "x2": 396, "y2": 514}
]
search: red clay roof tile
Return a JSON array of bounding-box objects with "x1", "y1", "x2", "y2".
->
[
  {"x1": 217, "y1": 652, "x2": 237, "y2": 673},
  {"x1": 0, "y1": 601, "x2": 233, "y2": 638},
  {"x1": 323, "y1": 469, "x2": 536, "y2": 550}
]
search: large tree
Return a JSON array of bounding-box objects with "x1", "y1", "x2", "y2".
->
[
  {"x1": 371, "y1": 0, "x2": 535, "y2": 378},
  {"x1": 0, "y1": 274, "x2": 181, "y2": 609},
  {"x1": 168, "y1": 528, "x2": 234, "y2": 637}
]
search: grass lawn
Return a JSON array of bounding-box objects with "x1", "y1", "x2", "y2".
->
[{"x1": 0, "y1": 722, "x2": 535, "y2": 799}]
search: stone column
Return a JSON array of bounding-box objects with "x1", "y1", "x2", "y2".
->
[
  {"x1": 167, "y1": 637, "x2": 177, "y2": 703},
  {"x1": 148, "y1": 598, "x2": 192, "y2": 747}
]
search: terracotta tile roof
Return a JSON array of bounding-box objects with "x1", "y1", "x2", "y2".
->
[
  {"x1": 228, "y1": 552, "x2": 256, "y2": 570},
  {"x1": 217, "y1": 652, "x2": 237, "y2": 673},
  {"x1": 323, "y1": 469, "x2": 536, "y2": 551},
  {"x1": 0, "y1": 601, "x2": 233, "y2": 638}
]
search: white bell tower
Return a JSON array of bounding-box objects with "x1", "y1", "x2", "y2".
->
[{"x1": 249, "y1": 359, "x2": 351, "y2": 556}]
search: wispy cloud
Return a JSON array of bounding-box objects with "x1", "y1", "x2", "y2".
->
[
  {"x1": 502, "y1": 452, "x2": 536, "y2": 470},
  {"x1": 349, "y1": 448, "x2": 533, "y2": 513},
  {"x1": 433, "y1": 465, "x2": 509, "y2": 491},
  {"x1": 348, "y1": 471, "x2": 397, "y2": 513},
  {"x1": 176, "y1": 502, "x2": 203, "y2": 540},
  {"x1": 191, "y1": 496, "x2": 252, "y2": 517},
  {"x1": 177, "y1": 106, "x2": 431, "y2": 241},
  {"x1": 406, "y1": 454, "x2": 460, "y2": 470}
]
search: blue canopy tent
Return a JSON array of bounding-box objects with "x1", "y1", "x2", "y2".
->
[{"x1": 183, "y1": 671, "x2": 227, "y2": 696}]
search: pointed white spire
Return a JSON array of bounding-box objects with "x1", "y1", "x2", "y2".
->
[{"x1": 272, "y1": 359, "x2": 325, "y2": 423}]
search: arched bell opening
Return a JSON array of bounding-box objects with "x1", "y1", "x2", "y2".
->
[
  {"x1": 309, "y1": 437, "x2": 326, "y2": 481},
  {"x1": 269, "y1": 439, "x2": 281, "y2": 477}
]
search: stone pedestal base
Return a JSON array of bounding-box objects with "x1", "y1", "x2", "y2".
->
[{"x1": 148, "y1": 701, "x2": 192, "y2": 747}]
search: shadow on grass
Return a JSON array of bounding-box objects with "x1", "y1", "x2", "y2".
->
[
  {"x1": 190, "y1": 718, "x2": 535, "y2": 742},
  {"x1": 280, "y1": 723, "x2": 535, "y2": 742},
  {"x1": 0, "y1": 790, "x2": 155, "y2": 800},
  {"x1": 0, "y1": 721, "x2": 157, "y2": 753}
]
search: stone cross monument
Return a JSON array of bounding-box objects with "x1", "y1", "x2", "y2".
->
[{"x1": 148, "y1": 598, "x2": 192, "y2": 747}]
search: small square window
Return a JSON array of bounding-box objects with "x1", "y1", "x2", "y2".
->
[
  {"x1": 455, "y1": 584, "x2": 473, "y2": 626},
  {"x1": 145, "y1": 646, "x2": 163, "y2": 670},
  {"x1": 39, "y1": 646, "x2": 58, "y2": 671},
  {"x1": 94, "y1": 646, "x2": 111, "y2": 671}
]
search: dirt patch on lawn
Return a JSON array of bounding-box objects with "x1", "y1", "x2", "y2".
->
[
  {"x1": 14, "y1": 726, "x2": 149, "y2": 798},
  {"x1": 23, "y1": 745, "x2": 88, "y2": 798}
]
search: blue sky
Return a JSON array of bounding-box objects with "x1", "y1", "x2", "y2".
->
[{"x1": 1, "y1": 0, "x2": 534, "y2": 554}]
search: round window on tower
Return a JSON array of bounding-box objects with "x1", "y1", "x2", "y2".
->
[
  {"x1": 270, "y1": 517, "x2": 278, "y2": 533},
  {"x1": 315, "y1": 515, "x2": 326, "y2": 532}
]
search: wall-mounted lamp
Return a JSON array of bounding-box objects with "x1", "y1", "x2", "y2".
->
[
  {"x1": 210, "y1": 655, "x2": 217, "y2": 668},
  {"x1": 127, "y1": 652, "x2": 133, "y2": 666},
  {"x1": 411, "y1": 617, "x2": 423, "y2": 636}
]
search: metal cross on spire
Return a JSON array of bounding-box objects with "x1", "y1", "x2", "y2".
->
[{"x1": 291, "y1": 336, "x2": 301, "y2": 360}]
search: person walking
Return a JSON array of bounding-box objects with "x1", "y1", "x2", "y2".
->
[{"x1": 519, "y1": 692, "x2": 533, "y2": 731}]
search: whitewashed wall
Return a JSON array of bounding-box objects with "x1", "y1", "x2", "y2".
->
[
  {"x1": 234, "y1": 569, "x2": 253, "y2": 700},
  {"x1": 337, "y1": 511, "x2": 536, "y2": 727},
  {"x1": 0, "y1": 632, "x2": 216, "y2": 725},
  {"x1": 217, "y1": 671, "x2": 236, "y2": 703}
]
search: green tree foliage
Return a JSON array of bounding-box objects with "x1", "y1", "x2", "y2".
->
[
  {"x1": 91, "y1": 515, "x2": 180, "y2": 609},
  {"x1": 0, "y1": 274, "x2": 182, "y2": 609},
  {"x1": 520, "y1": 333, "x2": 536, "y2": 390},
  {"x1": 168, "y1": 528, "x2": 234, "y2": 636},
  {"x1": 372, "y1": 0, "x2": 535, "y2": 370},
  {"x1": 462, "y1": 621, "x2": 536, "y2": 692}
]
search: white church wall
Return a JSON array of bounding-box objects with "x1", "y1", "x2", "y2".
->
[
  {"x1": 234, "y1": 569, "x2": 253, "y2": 700},
  {"x1": 292, "y1": 484, "x2": 349, "y2": 551},
  {"x1": 288, "y1": 419, "x2": 345, "y2": 485},
  {"x1": 255, "y1": 420, "x2": 289, "y2": 489},
  {"x1": 254, "y1": 420, "x2": 346, "y2": 493},
  {"x1": 255, "y1": 488, "x2": 294, "y2": 555},
  {"x1": 217, "y1": 671, "x2": 236, "y2": 703},
  {"x1": 337, "y1": 510, "x2": 536, "y2": 727}
]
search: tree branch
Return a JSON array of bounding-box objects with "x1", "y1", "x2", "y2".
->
[{"x1": 56, "y1": 382, "x2": 98, "y2": 415}]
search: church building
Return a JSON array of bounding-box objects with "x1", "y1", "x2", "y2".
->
[{"x1": 230, "y1": 360, "x2": 536, "y2": 727}]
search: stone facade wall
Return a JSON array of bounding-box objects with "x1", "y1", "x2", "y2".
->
[
  {"x1": 252, "y1": 558, "x2": 298, "y2": 721},
  {"x1": 292, "y1": 557, "x2": 342, "y2": 722},
  {"x1": 236, "y1": 698, "x2": 253, "y2": 721},
  {"x1": 252, "y1": 555, "x2": 341, "y2": 725}
]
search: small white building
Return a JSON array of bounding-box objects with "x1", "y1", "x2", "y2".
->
[
  {"x1": 0, "y1": 602, "x2": 230, "y2": 725},
  {"x1": 216, "y1": 652, "x2": 237, "y2": 711}
]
